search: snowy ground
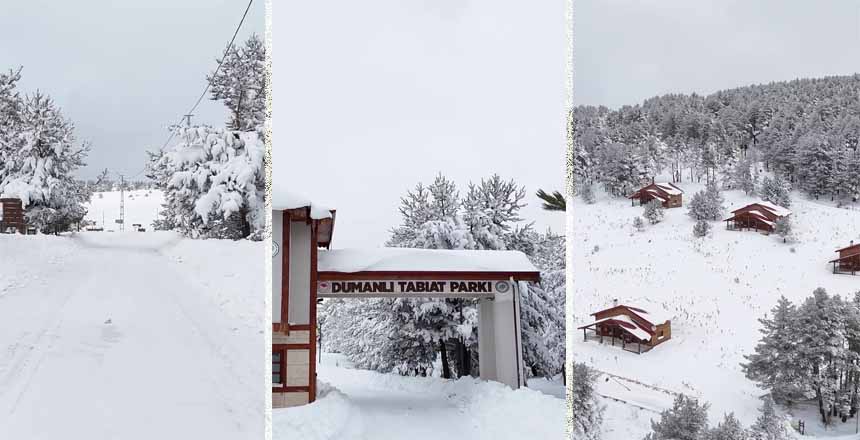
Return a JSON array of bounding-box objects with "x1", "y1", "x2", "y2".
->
[
  {"x1": 84, "y1": 189, "x2": 164, "y2": 230},
  {"x1": 0, "y1": 231, "x2": 264, "y2": 439},
  {"x1": 572, "y1": 180, "x2": 860, "y2": 438},
  {"x1": 274, "y1": 353, "x2": 566, "y2": 440}
]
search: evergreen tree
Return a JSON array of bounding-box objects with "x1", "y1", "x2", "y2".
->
[
  {"x1": 0, "y1": 90, "x2": 90, "y2": 233},
  {"x1": 208, "y1": 34, "x2": 267, "y2": 131},
  {"x1": 643, "y1": 199, "x2": 665, "y2": 224},
  {"x1": 581, "y1": 183, "x2": 597, "y2": 204},
  {"x1": 688, "y1": 181, "x2": 724, "y2": 222},
  {"x1": 703, "y1": 413, "x2": 749, "y2": 440},
  {"x1": 759, "y1": 176, "x2": 792, "y2": 208},
  {"x1": 742, "y1": 296, "x2": 806, "y2": 404},
  {"x1": 693, "y1": 219, "x2": 710, "y2": 237},
  {"x1": 749, "y1": 396, "x2": 790, "y2": 440},
  {"x1": 536, "y1": 188, "x2": 567, "y2": 211},
  {"x1": 644, "y1": 394, "x2": 710, "y2": 440},
  {"x1": 633, "y1": 216, "x2": 645, "y2": 231},
  {"x1": 571, "y1": 362, "x2": 604, "y2": 440},
  {"x1": 773, "y1": 217, "x2": 791, "y2": 243}
]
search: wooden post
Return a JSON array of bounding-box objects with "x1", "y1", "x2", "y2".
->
[
  {"x1": 638, "y1": 341, "x2": 641, "y2": 354},
  {"x1": 583, "y1": 328, "x2": 587, "y2": 342}
]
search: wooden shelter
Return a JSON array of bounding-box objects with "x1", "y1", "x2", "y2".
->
[
  {"x1": 0, "y1": 198, "x2": 25, "y2": 234},
  {"x1": 724, "y1": 201, "x2": 791, "y2": 233},
  {"x1": 830, "y1": 241, "x2": 860, "y2": 275},
  {"x1": 628, "y1": 182, "x2": 684, "y2": 208},
  {"x1": 578, "y1": 303, "x2": 671, "y2": 354}
]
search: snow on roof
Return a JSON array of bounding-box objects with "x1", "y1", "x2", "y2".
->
[
  {"x1": 654, "y1": 183, "x2": 683, "y2": 195},
  {"x1": 644, "y1": 189, "x2": 667, "y2": 202},
  {"x1": 272, "y1": 187, "x2": 333, "y2": 219},
  {"x1": 628, "y1": 307, "x2": 670, "y2": 326},
  {"x1": 318, "y1": 248, "x2": 539, "y2": 275},
  {"x1": 581, "y1": 315, "x2": 652, "y2": 341},
  {"x1": 756, "y1": 201, "x2": 791, "y2": 217}
]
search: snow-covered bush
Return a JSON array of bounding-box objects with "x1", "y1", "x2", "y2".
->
[
  {"x1": 693, "y1": 219, "x2": 710, "y2": 238},
  {"x1": 633, "y1": 216, "x2": 645, "y2": 231},
  {"x1": 704, "y1": 413, "x2": 749, "y2": 440},
  {"x1": 643, "y1": 199, "x2": 665, "y2": 224}
]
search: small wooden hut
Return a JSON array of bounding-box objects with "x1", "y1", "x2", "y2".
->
[
  {"x1": 0, "y1": 198, "x2": 25, "y2": 234},
  {"x1": 629, "y1": 182, "x2": 684, "y2": 208},
  {"x1": 830, "y1": 241, "x2": 860, "y2": 275},
  {"x1": 724, "y1": 201, "x2": 790, "y2": 233},
  {"x1": 578, "y1": 303, "x2": 671, "y2": 354}
]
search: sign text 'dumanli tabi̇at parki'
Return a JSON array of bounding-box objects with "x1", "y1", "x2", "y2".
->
[{"x1": 317, "y1": 280, "x2": 513, "y2": 297}]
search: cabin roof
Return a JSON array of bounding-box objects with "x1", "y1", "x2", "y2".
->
[
  {"x1": 590, "y1": 304, "x2": 670, "y2": 327},
  {"x1": 835, "y1": 243, "x2": 860, "y2": 253}
]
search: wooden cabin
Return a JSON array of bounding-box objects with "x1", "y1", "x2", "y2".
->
[
  {"x1": 629, "y1": 182, "x2": 684, "y2": 208},
  {"x1": 830, "y1": 241, "x2": 860, "y2": 275},
  {"x1": 0, "y1": 198, "x2": 25, "y2": 234},
  {"x1": 724, "y1": 201, "x2": 791, "y2": 233},
  {"x1": 578, "y1": 303, "x2": 671, "y2": 354}
]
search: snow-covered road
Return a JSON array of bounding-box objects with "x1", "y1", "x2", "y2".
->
[
  {"x1": 0, "y1": 232, "x2": 264, "y2": 439},
  {"x1": 274, "y1": 353, "x2": 565, "y2": 440}
]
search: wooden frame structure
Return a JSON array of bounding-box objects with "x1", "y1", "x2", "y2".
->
[
  {"x1": 272, "y1": 197, "x2": 539, "y2": 408},
  {"x1": 724, "y1": 201, "x2": 790, "y2": 234},
  {"x1": 830, "y1": 242, "x2": 860, "y2": 275},
  {"x1": 628, "y1": 182, "x2": 684, "y2": 208},
  {"x1": 578, "y1": 304, "x2": 671, "y2": 354}
]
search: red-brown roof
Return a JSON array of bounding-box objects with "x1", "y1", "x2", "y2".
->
[{"x1": 835, "y1": 243, "x2": 860, "y2": 253}]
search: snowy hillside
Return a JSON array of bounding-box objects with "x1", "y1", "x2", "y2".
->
[
  {"x1": 274, "y1": 353, "x2": 566, "y2": 440},
  {"x1": 84, "y1": 189, "x2": 164, "y2": 230},
  {"x1": 572, "y1": 182, "x2": 860, "y2": 438},
  {"x1": 0, "y1": 232, "x2": 264, "y2": 439}
]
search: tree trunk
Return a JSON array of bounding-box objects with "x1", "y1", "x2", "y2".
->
[{"x1": 440, "y1": 339, "x2": 451, "y2": 379}]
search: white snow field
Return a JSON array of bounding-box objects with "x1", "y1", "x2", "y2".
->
[
  {"x1": 572, "y1": 181, "x2": 860, "y2": 439},
  {"x1": 274, "y1": 353, "x2": 565, "y2": 440},
  {"x1": 84, "y1": 189, "x2": 164, "y2": 230},
  {"x1": 0, "y1": 231, "x2": 264, "y2": 439}
]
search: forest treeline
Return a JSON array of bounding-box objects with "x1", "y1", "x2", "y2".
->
[{"x1": 573, "y1": 75, "x2": 860, "y2": 202}]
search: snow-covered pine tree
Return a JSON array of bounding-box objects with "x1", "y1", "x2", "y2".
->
[
  {"x1": 462, "y1": 174, "x2": 526, "y2": 250},
  {"x1": 644, "y1": 394, "x2": 710, "y2": 440},
  {"x1": 208, "y1": 34, "x2": 267, "y2": 132},
  {"x1": 688, "y1": 180, "x2": 725, "y2": 222},
  {"x1": 759, "y1": 176, "x2": 791, "y2": 208},
  {"x1": 150, "y1": 126, "x2": 264, "y2": 239},
  {"x1": 693, "y1": 219, "x2": 710, "y2": 238},
  {"x1": 732, "y1": 155, "x2": 758, "y2": 195},
  {"x1": 571, "y1": 362, "x2": 604, "y2": 440},
  {"x1": 633, "y1": 216, "x2": 645, "y2": 231},
  {"x1": 703, "y1": 413, "x2": 749, "y2": 440},
  {"x1": 0, "y1": 91, "x2": 90, "y2": 233},
  {"x1": 742, "y1": 296, "x2": 806, "y2": 404},
  {"x1": 643, "y1": 199, "x2": 665, "y2": 224},
  {"x1": 773, "y1": 217, "x2": 791, "y2": 243},
  {"x1": 794, "y1": 133, "x2": 834, "y2": 199},
  {"x1": 748, "y1": 396, "x2": 791, "y2": 440}
]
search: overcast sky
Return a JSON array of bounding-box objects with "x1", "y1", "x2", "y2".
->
[
  {"x1": 0, "y1": 0, "x2": 264, "y2": 180},
  {"x1": 575, "y1": 0, "x2": 860, "y2": 109},
  {"x1": 273, "y1": 0, "x2": 567, "y2": 249}
]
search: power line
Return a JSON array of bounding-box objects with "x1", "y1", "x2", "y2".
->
[{"x1": 156, "y1": 0, "x2": 255, "y2": 152}]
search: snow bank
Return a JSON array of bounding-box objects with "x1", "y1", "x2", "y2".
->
[
  {"x1": 273, "y1": 382, "x2": 366, "y2": 440},
  {"x1": 319, "y1": 247, "x2": 539, "y2": 274}
]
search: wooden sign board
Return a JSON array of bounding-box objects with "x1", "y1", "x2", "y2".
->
[{"x1": 317, "y1": 279, "x2": 512, "y2": 298}]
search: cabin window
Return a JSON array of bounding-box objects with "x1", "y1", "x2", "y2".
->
[{"x1": 273, "y1": 352, "x2": 282, "y2": 384}]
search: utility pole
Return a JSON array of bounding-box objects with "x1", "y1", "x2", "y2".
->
[
  {"x1": 119, "y1": 174, "x2": 125, "y2": 232},
  {"x1": 182, "y1": 114, "x2": 194, "y2": 126}
]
